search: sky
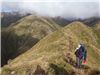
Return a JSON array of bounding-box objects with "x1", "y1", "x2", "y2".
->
[
  {"x1": 1, "y1": 0, "x2": 100, "y2": 19},
  {"x1": 1, "y1": 0, "x2": 99, "y2": 2}
]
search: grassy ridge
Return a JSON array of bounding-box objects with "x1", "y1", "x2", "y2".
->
[
  {"x1": 2, "y1": 21, "x2": 100, "y2": 75},
  {"x1": 1, "y1": 14, "x2": 60, "y2": 66}
]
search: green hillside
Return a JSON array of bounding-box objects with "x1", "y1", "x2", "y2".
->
[
  {"x1": 2, "y1": 21, "x2": 100, "y2": 75},
  {"x1": 1, "y1": 14, "x2": 60, "y2": 66},
  {"x1": 92, "y1": 21, "x2": 100, "y2": 46}
]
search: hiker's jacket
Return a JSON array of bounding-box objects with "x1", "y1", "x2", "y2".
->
[{"x1": 75, "y1": 46, "x2": 87, "y2": 60}]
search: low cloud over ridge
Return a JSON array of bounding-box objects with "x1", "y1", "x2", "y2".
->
[{"x1": 1, "y1": 0, "x2": 100, "y2": 19}]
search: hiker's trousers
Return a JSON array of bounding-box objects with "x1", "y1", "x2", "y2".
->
[{"x1": 76, "y1": 57, "x2": 82, "y2": 68}]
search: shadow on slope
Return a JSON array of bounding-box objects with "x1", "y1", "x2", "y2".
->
[
  {"x1": 1, "y1": 12, "x2": 31, "y2": 27},
  {"x1": 1, "y1": 31, "x2": 39, "y2": 66},
  {"x1": 49, "y1": 63, "x2": 69, "y2": 75},
  {"x1": 33, "y1": 65, "x2": 47, "y2": 75},
  {"x1": 88, "y1": 69, "x2": 100, "y2": 75}
]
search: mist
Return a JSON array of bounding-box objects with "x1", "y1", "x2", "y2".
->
[{"x1": 1, "y1": 0, "x2": 100, "y2": 19}]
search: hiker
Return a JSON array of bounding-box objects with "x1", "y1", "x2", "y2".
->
[{"x1": 74, "y1": 43, "x2": 87, "y2": 68}]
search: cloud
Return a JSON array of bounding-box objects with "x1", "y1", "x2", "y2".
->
[
  {"x1": 1, "y1": 0, "x2": 100, "y2": 19},
  {"x1": 2, "y1": 0, "x2": 99, "y2": 2}
]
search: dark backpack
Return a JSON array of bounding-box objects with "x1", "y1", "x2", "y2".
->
[{"x1": 75, "y1": 46, "x2": 84, "y2": 59}]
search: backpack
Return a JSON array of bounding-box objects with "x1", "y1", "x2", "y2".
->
[{"x1": 75, "y1": 46, "x2": 84, "y2": 59}]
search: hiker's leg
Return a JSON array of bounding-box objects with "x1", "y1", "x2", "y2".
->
[
  {"x1": 76, "y1": 57, "x2": 80, "y2": 68},
  {"x1": 78, "y1": 58, "x2": 81, "y2": 68},
  {"x1": 79, "y1": 59, "x2": 82, "y2": 68},
  {"x1": 76, "y1": 57, "x2": 78, "y2": 66}
]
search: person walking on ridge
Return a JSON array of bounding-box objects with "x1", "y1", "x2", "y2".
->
[{"x1": 74, "y1": 43, "x2": 87, "y2": 68}]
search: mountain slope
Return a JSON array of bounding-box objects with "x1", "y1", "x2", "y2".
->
[
  {"x1": 1, "y1": 12, "x2": 30, "y2": 27},
  {"x1": 2, "y1": 21, "x2": 100, "y2": 75},
  {"x1": 92, "y1": 21, "x2": 100, "y2": 46},
  {"x1": 1, "y1": 14, "x2": 61, "y2": 66},
  {"x1": 83, "y1": 17, "x2": 100, "y2": 26},
  {"x1": 52, "y1": 16, "x2": 100, "y2": 27}
]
